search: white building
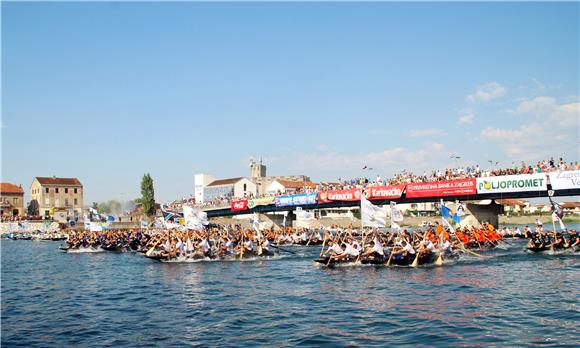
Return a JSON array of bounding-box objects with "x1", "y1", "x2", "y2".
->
[
  {"x1": 265, "y1": 179, "x2": 318, "y2": 195},
  {"x1": 194, "y1": 174, "x2": 216, "y2": 204},
  {"x1": 202, "y1": 177, "x2": 257, "y2": 202}
]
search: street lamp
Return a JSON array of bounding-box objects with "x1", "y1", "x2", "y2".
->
[{"x1": 450, "y1": 154, "x2": 461, "y2": 168}]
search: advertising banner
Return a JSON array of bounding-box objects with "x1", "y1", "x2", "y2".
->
[
  {"x1": 407, "y1": 178, "x2": 477, "y2": 198},
  {"x1": 248, "y1": 196, "x2": 276, "y2": 209},
  {"x1": 231, "y1": 199, "x2": 248, "y2": 211},
  {"x1": 549, "y1": 170, "x2": 580, "y2": 190},
  {"x1": 366, "y1": 184, "x2": 406, "y2": 200},
  {"x1": 318, "y1": 189, "x2": 361, "y2": 203},
  {"x1": 275, "y1": 193, "x2": 318, "y2": 207},
  {"x1": 476, "y1": 173, "x2": 547, "y2": 194}
]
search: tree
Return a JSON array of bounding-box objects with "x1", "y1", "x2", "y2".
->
[
  {"x1": 92, "y1": 202, "x2": 98, "y2": 210},
  {"x1": 140, "y1": 173, "x2": 156, "y2": 216},
  {"x1": 27, "y1": 200, "x2": 39, "y2": 216}
]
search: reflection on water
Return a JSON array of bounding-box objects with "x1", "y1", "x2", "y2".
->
[{"x1": 1, "y1": 239, "x2": 579, "y2": 347}]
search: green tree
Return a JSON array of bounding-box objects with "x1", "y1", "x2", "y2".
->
[{"x1": 140, "y1": 173, "x2": 156, "y2": 216}]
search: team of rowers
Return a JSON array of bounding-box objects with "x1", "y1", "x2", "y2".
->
[
  {"x1": 56, "y1": 222, "x2": 517, "y2": 266},
  {"x1": 1, "y1": 231, "x2": 67, "y2": 241},
  {"x1": 523, "y1": 225, "x2": 579, "y2": 252}
]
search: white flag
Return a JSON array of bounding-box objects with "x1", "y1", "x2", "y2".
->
[
  {"x1": 441, "y1": 217, "x2": 455, "y2": 233},
  {"x1": 361, "y1": 195, "x2": 387, "y2": 227},
  {"x1": 551, "y1": 211, "x2": 566, "y2": 230},
  {"x1": 183, "y1": 205, "x2": 208, "y2": 230},
  {"x1": 252, "y1": 213, "x2": 262, "y2": 237},
  {"x1": 390, "y1": 202, "x2": 404, "y2": 222}
]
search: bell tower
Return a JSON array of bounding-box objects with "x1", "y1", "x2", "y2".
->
[{"x1": 250, "y1": 157, "x2": 266, "y2": 179}]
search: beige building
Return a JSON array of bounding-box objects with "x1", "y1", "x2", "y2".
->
[
  {"x1": 249, "y1": 159, "x2": 311, "y2": 195},
  {"x1": 0, "y1": 183, "x2": 25, "y2": 216},
  {"x1": 30, "y1": 177, "x2": 83, "y2": 218}
]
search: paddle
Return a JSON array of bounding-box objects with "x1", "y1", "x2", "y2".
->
[
  {"x1": 386, "y1": 247, "x2": 396, "y2": 266},
  {"x1": 355, "y1": 231, "x2": 368, "y2": 263},
  {"x1": 270, "y1": 244, "x2": 297, "y2": 255},
  {"x1": 411, "y1": 232, "x2": 428, "y2": 268},
  {"x1": 435, "y1": 251, "x2": 443, "y2": 266},
  {"x1": 319, "y1": 233, "x2": 328, "y2": 257}
]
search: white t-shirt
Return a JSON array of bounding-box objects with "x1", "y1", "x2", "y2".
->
[
  {"x1": 331, "y1": 243, "x2": 344, "y2": 254},
  {"x1": 371, "y1": 239, "x2": 385, "y2": 255},
  {"x1": 403, "y1": 242, "x2": 415, "y2": 254},
  {"x1": 344, "y1": 243, "x2": 359, "y2": 257}
]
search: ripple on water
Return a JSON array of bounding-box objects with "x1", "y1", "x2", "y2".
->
[{"x1": 1, "y1": 239, "x2": 580, "y2": 347}]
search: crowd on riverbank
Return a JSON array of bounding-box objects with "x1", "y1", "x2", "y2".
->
[{"x1": 179, "y1": 157, "x2": 578, "y2": 210}]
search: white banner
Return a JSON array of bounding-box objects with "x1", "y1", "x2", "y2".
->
[
  {"x1": 296, "y1": 210, "x2": 315, "y2": 220},
  {"x1": 361, "y1": 195, "x2": 387, "y2": 227},
  {"x1": 89, "y1": 222, "x2": 103, "y2": 232},
  {"x1": 549, "y1": 170, "x2": 580, "y2": 190},
  {"x1": 477, "y1": 173, "x2": 547, "y2": 194}
]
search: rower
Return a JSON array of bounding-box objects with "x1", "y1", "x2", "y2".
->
[{"x1": 360, "y1": 236, "x2": 385, "y2": 259}]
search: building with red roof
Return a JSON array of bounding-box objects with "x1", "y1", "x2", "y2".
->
[
  {"x1": 0, "y1": 183, "x2": 25, "y2": 216},
  {"x1": 30, "y1": 176, "x2": 83, "y2": 218}
]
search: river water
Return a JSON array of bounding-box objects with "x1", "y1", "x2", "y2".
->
[{"x1": 2, "y1": 232, "x2": 579, "y2": 347}]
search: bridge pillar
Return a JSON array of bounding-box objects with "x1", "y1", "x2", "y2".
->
[
  {"x1": 456, "y1": 200, "x2": 502, "y2": 229},
  {"x1": 259, "y1": 212, "x2": 296, "y2": 230}
]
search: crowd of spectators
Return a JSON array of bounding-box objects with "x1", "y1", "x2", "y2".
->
[
  {"x1": 162, "y1": 157, "x2": 578, "y2": 210},
  {"x1": 0, "y1": 215, "x2": 46, "y2": 222}
]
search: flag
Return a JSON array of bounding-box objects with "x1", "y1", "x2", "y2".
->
[
  {"x1": 441, "y1": 203, "x2": 452, "y2": 219},
  {"x1": 452, "y1": 213, "x2": 460, "y2": 224},
  {"x1": 252, "y1": 213, "x2": 262, "y2": 236},
  {"x1": 441, "y1": 217, "x2": 455, "y2": 233},
  {"x1": 548, "y1": 197, "x2": 566, "y2": 230},
  {"x1": 361, "y1": 195, "x2": 387, "y2": 227},
  {"x1": 183, "y1": 205, "x2": 208, "y2": 230},
  {"x1": 455, "y1": 201, "x2": 466, "y2": 217},
  {"x1": 390, "y1": 202, "x2": 404, "y2": 222}
]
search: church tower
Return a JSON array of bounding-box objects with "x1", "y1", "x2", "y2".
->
[{"x1": 250, "y1": 157, "x2": 267, "y2": 179}]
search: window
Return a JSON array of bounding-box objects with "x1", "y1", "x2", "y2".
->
[
  {"x1": 45, "y1": 198, "x2": 49, "y2": 205},
  {"x1": 65, "y1": 188, "x2": 68, "y2": 193},
  {"x1": 65, "y1": 199, "x2": 69, "y2": 207},
  {"x1": 243, "y1": 183, "x2": 247, "y2": 191},
  {"x1": 74, "y1": 188, "x2": 78, "y2": 194},
  {"x1": 13, "y1": 198, "x2": 18, "y2": 205},
  {"x1": 74, "y1": 198, "x2": 78, "y2": 205},
  {"x1": 45, "y1": 188, "x2": 49, "y2": 193},
  {"x1": 56, "y1": 188, "x2": 59, "y2": 193}
]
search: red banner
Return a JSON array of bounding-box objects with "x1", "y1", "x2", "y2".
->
[
  {"x1": 366, "y1": 184, "x2": 406, "y2": 200},
  {"x1": 406, "y1": 178, "x2": 476, "y2": 198},
  {"x1": 231, "y1": 199, "x2": 248, "y2": 211},
  {"x1": 318, "y1": 189, "x2": 362, "y2": 203}
]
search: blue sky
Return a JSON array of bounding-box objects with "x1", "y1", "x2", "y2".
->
[{"x1": 2, "y1": 2, "x2": 579, "y2": 203}]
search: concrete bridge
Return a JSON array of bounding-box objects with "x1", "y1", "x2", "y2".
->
[
  {"x1": 204, "y1": 187, "x2": 579, "y2": 215},
  {"x1": 200, "y1": 172, "x2": 580, "y2": 227}
]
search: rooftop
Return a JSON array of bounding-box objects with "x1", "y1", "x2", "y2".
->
[
  {"x1": 0, "y1": 183, "x2": 24, "y2": 194},
  {"x1": 207, "y1": 177, "x2": 244, "y2": 187},
  {"x1": 35, "y1": 177, "x2": 83, "y2": 186},
  {"x1": 276, "y1": 180, "x2": 318, "y2": 189}
]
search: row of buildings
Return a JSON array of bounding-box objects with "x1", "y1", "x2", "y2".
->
[
  {"x1": 194, "y1": 159, "x2": 315, "y2": 203},
  {"x1": 1, "y1": 177, "x2": 84, "y2": 218}
]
